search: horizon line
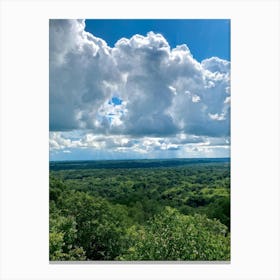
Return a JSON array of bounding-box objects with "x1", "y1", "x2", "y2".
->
[{"x1": 49, "y1": 157, "x2": 230, "y2": 163}]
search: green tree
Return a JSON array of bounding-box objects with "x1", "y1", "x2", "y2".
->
[
  {"x1": 61, "y1": 191, "x2": 131, "y2": 260},
  {"x1": 120, "y1": 207, "x2": 230, "y2": 261},
  {"x1": 49, "y1": 213, "x2": 86, "y2": 261},
  {"x1": 207, "y1": 196, "x2": 230, "y2": 229}
]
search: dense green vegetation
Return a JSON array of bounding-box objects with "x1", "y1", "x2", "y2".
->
[{"x1": 49, "y1": 159, "x2": 230, "y2": 261}]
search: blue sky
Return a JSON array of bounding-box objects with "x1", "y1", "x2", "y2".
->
[
  {"x1": 85, "y1": 19, "x2": 230, "y2": 62},
  {"x1": 49, "y1": 19, "x2": 230, "y2": 161}
]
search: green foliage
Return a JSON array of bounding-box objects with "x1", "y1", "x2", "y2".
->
[
  {"x1": 120, "y1": 207, "x2": 230, "y2": 261},
  {"x1": 49, "y1": 212, "x2": 86, "y2": 261},
  {"x1": 207, "y1": 196, "x2": 230, "y2": 229},
  {"x1": 60, "y1": 191, "x2": 131, "y2": 260},
  {"x1": 49, "y1": 161, "x2": 230, "y2": 261}
]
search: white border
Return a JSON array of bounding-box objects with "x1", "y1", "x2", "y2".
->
[{"x1": 0, "y1": 0, "x2": 279, "y2": 279}]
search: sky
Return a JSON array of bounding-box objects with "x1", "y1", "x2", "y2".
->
[
  {"x1": 85, "y1": 19, "x2": 230, "y2": 62},
  {"x1": 49, "y1": 19, "x2": 230, "y2": 161}
]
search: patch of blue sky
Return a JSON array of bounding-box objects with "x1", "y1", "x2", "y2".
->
[
  {"x1": 112, "y1": 96, "x2": 122, "y2": 105},
  {"x1": 85, "y1": 19, "x2": 230, "y2": 62}
]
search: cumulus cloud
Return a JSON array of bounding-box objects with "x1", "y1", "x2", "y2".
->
[
  {"x1": 49, "y1": 19, "x2": 230, "y2": 160},
  {"x1": 50, "y1": 19, "x2": 230, "y2": 139},
  {"x1": 49, "y1": 19, "x2": 122, "y2": 131}
]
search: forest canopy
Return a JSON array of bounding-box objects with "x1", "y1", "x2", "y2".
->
[{"x1": 49, "y1": 159, "x2": 230, "y2": 261}]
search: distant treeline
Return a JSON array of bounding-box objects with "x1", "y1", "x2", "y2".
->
[{"x1": 50, "y1": 158, "x2": 230, "y2": 171}]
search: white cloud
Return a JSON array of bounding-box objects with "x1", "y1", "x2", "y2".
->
[
  {"x1": 208, "y1": 113, "x2": 226, "y2": 121},
  {"x1": 49, "y1": 132, "x2": 84, "y2": 150},
  {"x1": 49, "y1": 20, "x2": 230, "y2": 159},
  {"x1": 201, "y1": 57, "x2": 230, "y2": 74},
  {"x1": 49, "y1": 20, "x2": 122, "y2": 131},
  {"x1": 50, "y1": 19, "x2": 230, "y2": 139},
  {"x1": 49, "y1": 131, "x2": 230, "y2": 158},
  {"x1": 192, "y1": 94, "x2": 201, "y2": 103}
]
